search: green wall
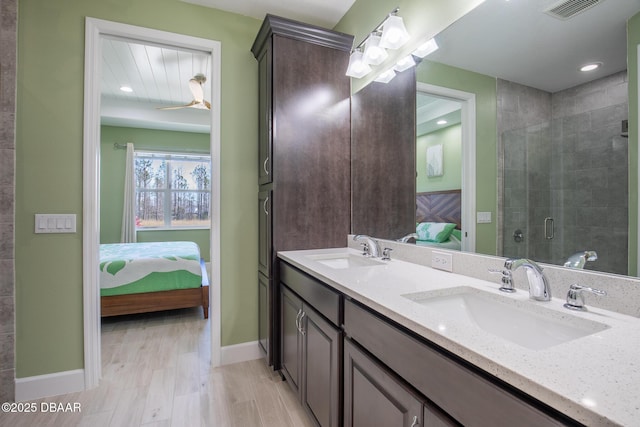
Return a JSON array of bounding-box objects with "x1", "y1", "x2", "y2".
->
[
  {"x1": 417, "y1": 124, "x2": 462, "y2": 193},
  {"x1": 628, "y1": 12, "x2": 640, "y2": 276},
  {"x1": 16, "y1": 0, "x2": 260, "y2": 377},
  {"x1": 100, "y1": 126, "x2": 211, "y2": 261}
]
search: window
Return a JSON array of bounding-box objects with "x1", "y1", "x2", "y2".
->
[{"x1": 134, "y1": 151, "x2": 211, "y2": 229}]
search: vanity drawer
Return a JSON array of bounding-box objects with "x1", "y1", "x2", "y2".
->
[
  {"x1": 344, "y1": 299, "x2": 578, "y2": 427},
  {"x1": 279, "y1": 261, "x2": 341, "y2": 326}
]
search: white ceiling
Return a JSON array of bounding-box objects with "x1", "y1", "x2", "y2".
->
[
  {"x1": 101, "y1": 0, "x2": 640, "y2": 133},
  {"x1": 180, "y1": 0, "x2": 356, "y2": 28},
  {"x1": 428, "y1": 0, "x2": 640, "y2": 93}
]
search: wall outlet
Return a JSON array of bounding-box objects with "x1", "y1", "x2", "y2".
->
[{"x1": 432, "y1": 251, "x2": 453, "y2": 272}]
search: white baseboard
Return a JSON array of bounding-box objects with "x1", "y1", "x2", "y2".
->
[
  {"x1": 15, "y1": 369, "x2": 85, "y2": 402},
  {"x1": 220, "y1": 340, "x2": 262, "y2": 366}
]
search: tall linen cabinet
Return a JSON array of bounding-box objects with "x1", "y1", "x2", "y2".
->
[{"x1": 251, "y1": 15, "x2": 353, "y2": 368}]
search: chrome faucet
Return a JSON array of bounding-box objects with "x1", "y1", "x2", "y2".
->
[
  {"x1": 504, "y1": 258, "x2": 552, "y2": 301},
  {"x1": 397, "y1": 233, "x2": 418, "y2": 243},
  {"x1": 563, "y1": 251, "x2": 598, "y2": 269},
  {"x1": 353, "y1": 235, "x2": 381, "y2": 258}
]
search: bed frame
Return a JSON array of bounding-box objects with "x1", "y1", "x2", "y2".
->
[
  {"x1": 416, "y1": 189, "x2": 462, "y2": 229},
  {"x1": 101, "y1": 259, "x2": 210, "y2": 319}
]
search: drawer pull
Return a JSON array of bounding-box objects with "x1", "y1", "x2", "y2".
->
[
  {"x1": 263, "y1": 157, "x2": 270, "y2": 175},
  {"x1": 410, "y1": 415, "x2": 418, "y2": 427},
  {"x1": 299, "y1": 311, "x2": 306, "y2": 335},
  {"x1": 295, "y1": 309, "x2": 302, "y2": 332},
  {"x1": 263, "y1": 197, "x2": 269, "y2": 215}
]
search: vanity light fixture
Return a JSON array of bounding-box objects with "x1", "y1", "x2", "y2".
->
[
  {"x1": 394, "y1": 54, "x2": 416, "y2": 72},
  {"x1": 374, "y1": 68, "x2": 396, "y2": 83},
  {"x1": 379, "y1": 12, "x2": 410, "y2": 50},
  {"x1": 345, "y1": 48, "x2": 372, "y2": 78},
  {"x1": 580, "y1": 62, "x2": 602, "y2": 72},
  {"x1": 363, "y1": 32, "x2": 388, "y2": 65},
  {"x1": 345, "y1": 7, "x2": 411, "y2": 79},
  {"x1": 413, "y1": 38, "x2": 439, "y2": 58},
  {"x1": 120, "y1": 85, "x2": 133, "y2": 93}
]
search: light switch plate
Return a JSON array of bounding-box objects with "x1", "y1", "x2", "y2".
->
[
  {"x1": 477, "y1": 211, "x2": 492, "y2": 224},
  {"x1": 35, "y1": 214, "x2": 77, "y2": 234}
]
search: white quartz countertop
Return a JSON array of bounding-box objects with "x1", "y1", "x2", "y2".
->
[{"x1": 278, "y1": 247, "x2": 640, "y2": 427}]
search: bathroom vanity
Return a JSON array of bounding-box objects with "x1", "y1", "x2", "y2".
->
[{"x1": 278, "y1": 245, "x2": 640, "y2": 427}]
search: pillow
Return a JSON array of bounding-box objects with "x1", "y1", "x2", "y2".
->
[
  {"x1": 451, "y1": 229, "x2": 462, "y2": 241},
  {"x1": 416, "y1": 222, "x2": 457, "y2": 243}
]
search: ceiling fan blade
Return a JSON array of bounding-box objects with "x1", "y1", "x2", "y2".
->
[
  {"x1": 156, "y1": 100, "x2": 200, "y2": 110},
  {"x1": 189, "y1": 78, "x2": 204, "y2": 103}
]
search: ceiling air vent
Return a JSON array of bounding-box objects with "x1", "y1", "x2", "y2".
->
[{"x1": 544, "y1": 0, "x2": 603, "y2": 20}]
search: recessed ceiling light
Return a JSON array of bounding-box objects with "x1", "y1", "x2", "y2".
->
[
  {"x1": 437, "y1": 119, "x2": 448, "y2": 125},
  {"x1": 120, "y1": 86, "x2": 133, "y2": 93},
  {"x1": 580, "y1": 62, "x2": 602, "y2": 72}
]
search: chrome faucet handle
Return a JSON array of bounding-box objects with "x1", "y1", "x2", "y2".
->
[
  {"x1": 353, "y1": 235, "x2": 381, "y2": 258},
  {"x1": 488, "y1": 268, "x2": 516, "y2": 293},
  {"x1": 360, "y1": 242, "x2": 370, "y2": 257},
  {"x1": 382, "y1": 247, "x2": 393, "y2": 261},
  {"x1": 564, "y1": 284, "x2": 607, "y2": 311}
]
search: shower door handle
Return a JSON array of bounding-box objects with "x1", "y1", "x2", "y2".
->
[{"x1": 544, "y1": 217, "x2": 554, "y2": 240}]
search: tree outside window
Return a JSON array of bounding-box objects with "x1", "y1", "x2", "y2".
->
[{"x1": 134, "y1": 151, "x2": 211, "y2": 228}]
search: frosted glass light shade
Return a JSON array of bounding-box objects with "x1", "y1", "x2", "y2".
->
[
  {"x1": 374, "y1": 68, "x2": 396, "y2": 83},
  {"x1": 363, "y1": 34, "x2": 388, "y2": 65},
  {"x1": 346, "y1": 50, "x2": 372, "y2": 78},
  {"x1": 394, "y1": 55, "x2": 416, "y2": 72},
  {"x1": 379, "y1": 15, "x2": 410, "y2": 49},
  {"x1": 413, "y1": 38, "x2": 439, "y2": 58}
]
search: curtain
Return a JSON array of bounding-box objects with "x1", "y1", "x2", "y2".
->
[{"x1": 120, "y1": 142, "x2": 137, "y2": 243}]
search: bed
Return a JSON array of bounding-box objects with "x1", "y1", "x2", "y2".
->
[
  {"x1": 415, "y1": 190, "x2": 462, "y2": 250},
  {"x1": 99, "y1": 241, "x2": 209, "y2": 319}
]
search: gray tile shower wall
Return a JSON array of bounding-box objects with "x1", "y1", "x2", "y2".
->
[
  {"x1": 498, "y1": 72, "x2": 628, "y2": 275},
  {"x1": 0, "y1": 0, "x2": 17, "y2": 403}
]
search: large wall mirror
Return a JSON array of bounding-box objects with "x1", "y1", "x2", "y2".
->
[{"x1": 354, "y1": 0, "x2": 640, "y2": 276}]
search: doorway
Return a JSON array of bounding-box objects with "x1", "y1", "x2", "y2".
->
[
  {"x1": 416, "y1": 82, "x2": 476, "y2": 253},
  {"x1": 83, "y1": 18, "x2": 221, "y2": 389}
]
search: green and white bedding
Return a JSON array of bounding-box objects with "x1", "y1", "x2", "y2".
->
[{"x1": 100, "y1": 241, "x2": 202, "y2": 297}]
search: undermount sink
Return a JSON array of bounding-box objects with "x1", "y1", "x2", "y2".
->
[
  {"x1": 307, "y1": 253, "x2": 385, "y2": 269},
  {"x1": 402, "y1": 287, "x2": 609, "y2": 350}
]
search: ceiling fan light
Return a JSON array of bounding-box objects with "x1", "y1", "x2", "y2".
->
[
  {"x1": 363, "y1": 33, "x2": 388, "y2": 65},
  {"x1": 394, "y1": 55, "x2": 416, "y2": 72},
  {"x1": 413, "y1": 38, "x2": 439, "y2": 58},
  {"x1": 379, "y1": 15, "x2": 410, "y2": 50},
  {"x1": 346, "y1": 50, "x2": 372, "y2": 78},
  {"x1": 374, "y1": 68, "x2": 396, "y2": 84}
]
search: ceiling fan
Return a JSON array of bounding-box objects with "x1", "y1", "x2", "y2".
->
[{"x1": 157, "y1": 73, "x2": 211, "y2": 110}]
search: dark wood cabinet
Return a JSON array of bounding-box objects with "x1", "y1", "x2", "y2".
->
[
  {"x1": 280, "y1": 262, "x2": 342, "y2": 427},
  {"x1": 252, "y1": 15, "x2": 353, "y2": 368},
  {"x1": 344, "y1": 338, "x2": 423, "y2": 427},
  {"x1": 258, "y1": 272, "x2": 270, "y2": 356},
  {"x1": 301, "y1": 303, "x2": 342, "y2": 427},
  {"x1": 344, "y1": 299, "x2": 578, "y2": 427},
  {"x1": 351, "y1": 68, "x2": 417, "y2": 240}
]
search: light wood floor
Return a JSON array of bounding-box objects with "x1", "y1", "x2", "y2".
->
[{"x1": 1, "y1": 308, "x2": 315, "y2": 427}]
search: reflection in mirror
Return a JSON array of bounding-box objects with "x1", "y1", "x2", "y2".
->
[
  {"x1": 415, "y1": 0, "x2": 639, "y2": 275},
  {"x1": 414, "y1": 93, "x2": 463, "y2": 251}
]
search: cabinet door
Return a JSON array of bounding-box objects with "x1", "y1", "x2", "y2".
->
[
  {"x1": 301, "y1": 304, "x2": 341, "y2": 427},
  {"x1": 258, "y1": 189, "x2": 272, "y2": 277},
  {"x1": 344, "y1": 338, "x2": 423, "y2": 427},
  {"x1": 280, "y1": 286, "x2": 302, "y2": 393},
  {"x1": 258, "y1": 272, "x2": 270, "y2": 357},
  {"x1": 257, "y1": 42, "x2": 272, "y2": 185}
]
